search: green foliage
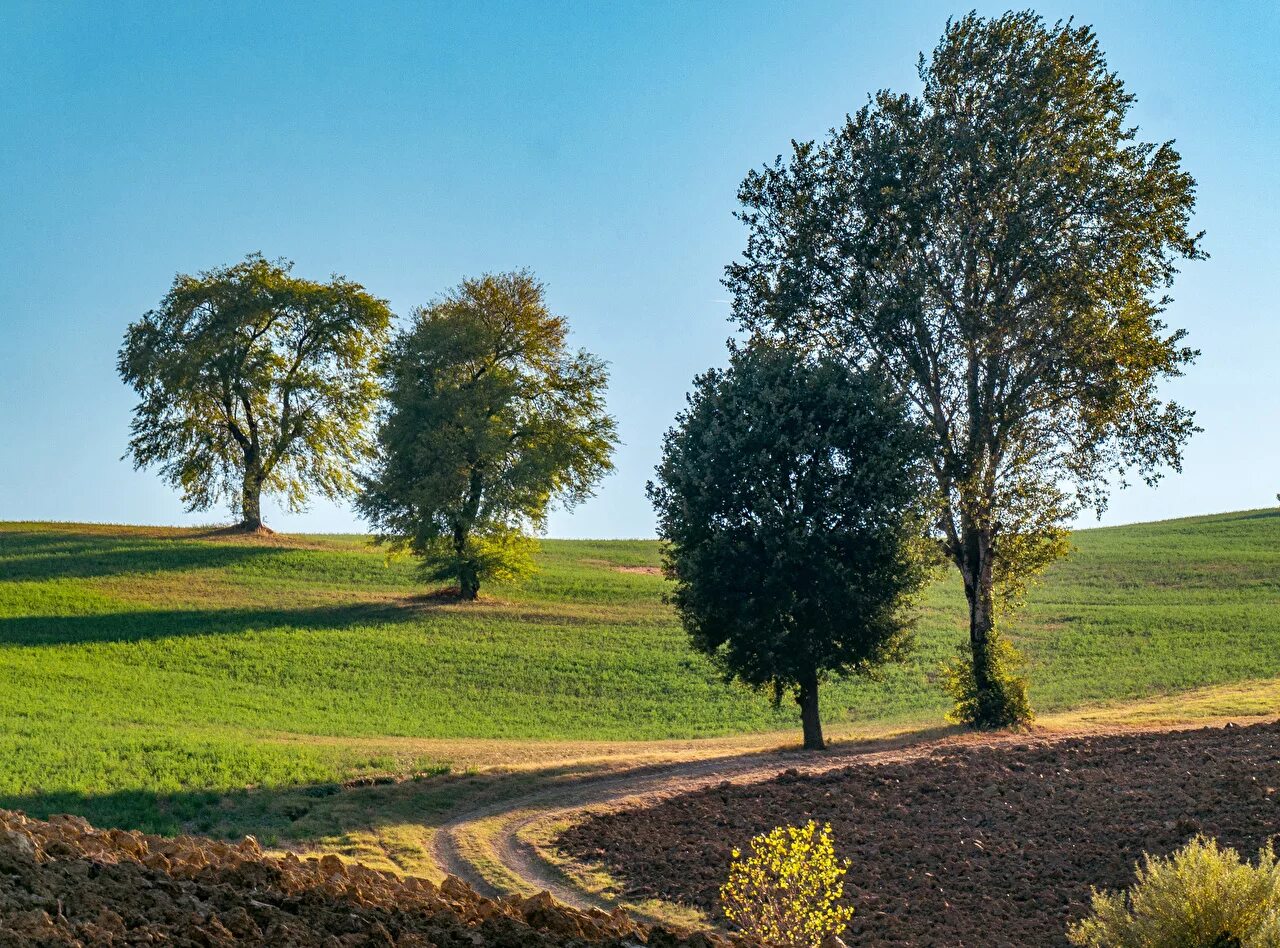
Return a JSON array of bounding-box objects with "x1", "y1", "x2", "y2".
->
[
  {"x1": 992, "y1": 524, "x2": 1072, "y2": 613},
  {"x1": 357, "y1": 271, "x2": 617, "y2": 599},
  {"x1": 649, "y1": 342, "x2": 935, "y2": 748},
  {"x1": 721, "y1": 821, "x2": 854, "y2": 948},
  {"x1": 417, "y1": 530, "x2": 539, "y2": 591},
  {"x1": 726, "y1": 11, "x2": 1204, "y2": 724},
  {"x1": 118, "y1": 254, "x2": 392, "y2": 528},
  {"x1": 941, "y1": 632, "x2": 1034, "y2": 729},
  {"x1": 1069, "y1": 836, "x2": 1280, "y2": 948}
]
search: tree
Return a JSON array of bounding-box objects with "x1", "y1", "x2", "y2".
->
[
  {"x1": 119, "y1": 254, "x2": 392, "y2": 532},
  {"x1": 648, "y1": 343, "x2": 934, "y2": 750},
  {"x1": 725, "y1": 12, "x2": 1203, "y2": 727},
  {"x1": 357, "y1": 271, "x2": 617, "y2": 600}
]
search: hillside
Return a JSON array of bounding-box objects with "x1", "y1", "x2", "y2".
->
[{"x1": 1, "y1": 510, "x2": 1278, "y2": 845}]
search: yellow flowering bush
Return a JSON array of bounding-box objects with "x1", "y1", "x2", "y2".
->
[
  {"x1": 720, "y1": 820, "x2": 854, "y2": 947},
  {"x1": 1069, "y1": 836, "x2": 1280, "y2": 947}
]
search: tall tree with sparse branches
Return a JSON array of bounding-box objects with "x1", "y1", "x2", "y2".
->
[
  {"x1": 726, "y1": 11, "x2": 1204, "y2": 727},
  {"x1": 119, "y1": 254, "x2": 392, "y2": 532},
  {"x1": 358, "y1": 271, "x2": 617, "y2": 600}
]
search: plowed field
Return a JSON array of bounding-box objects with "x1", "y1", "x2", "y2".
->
[
  {"x1": 0, "y1": 809, "x2": 724, "y2": 946},
  {"x1": 559, "y1": 721, "x2": 1280, "y2": 946}
]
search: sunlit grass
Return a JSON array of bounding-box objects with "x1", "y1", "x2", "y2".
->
[{"x1": 0, "y1": 509, "x2": 1277, "y2": 840}]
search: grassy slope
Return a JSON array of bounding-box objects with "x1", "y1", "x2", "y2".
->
[{"x1": 0, "y1": 510, "x2": 1278, "y2": 844}]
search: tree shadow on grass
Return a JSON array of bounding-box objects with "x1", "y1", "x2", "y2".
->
[
  {"x1": 1221, "y1": 508, "x2": 1280, "y2": 523},
  {"x1": 0, "y1": 530, "x2": 285, "y2": 582},
  {"x1": 0, "y1": 589, "x2": 641, "y2": 646},
  {"x1": 0, "y1": 600, "x2": 438, "y2": 646}
]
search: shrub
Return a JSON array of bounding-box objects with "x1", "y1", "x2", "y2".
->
[
  {"x1": 941, "y1": 632, "x2": 1034, "y2": 729},
  {"x1": 1068, "y1": 835, "x2": 1280, "y2": 947},
  {"x1": 720, "y1": 820, "x2": 854, "y2": 948}
]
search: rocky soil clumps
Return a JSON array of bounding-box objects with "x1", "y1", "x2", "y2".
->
[
  {"x1": 0, "y1": 809, "x2": 727, "y2": 947},
  {"x1": 559, "y1": 720, "x2": 1280, "y2": 947}
]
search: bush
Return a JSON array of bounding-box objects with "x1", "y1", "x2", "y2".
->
[
  {"x1": 941, "y1": 632, "x2": 1034, "y2": 729},
  {"x1": 720, "y1": 820, "x2": 854, "y2": 948},
  {"x1": 1068, "y1": 835, "x2": 1280, "y2": 947}
]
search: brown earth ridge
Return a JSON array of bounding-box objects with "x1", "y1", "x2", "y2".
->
[
  {"x1": 558, "y1": 720, "x2": 1280, "y2": 947},
  {"x1": 0, "y1": 809, "x2": 729, "y2": 947}
]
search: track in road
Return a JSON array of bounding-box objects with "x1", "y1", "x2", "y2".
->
[{"x1": 429, "y1": 726, "x2": 966, "y2": 920}]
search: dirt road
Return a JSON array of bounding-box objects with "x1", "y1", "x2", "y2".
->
[
  {"x1": 427, "y1": 711, "x2": 1280, "y2": 936},
  {"x1": 426, "y1": 717, "x2": 1221, "y2": 927}
]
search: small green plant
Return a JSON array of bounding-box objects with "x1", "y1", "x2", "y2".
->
[
  {"x1": 720, "y1": 820, "x2": 854, "y2": 948},
  {"x1": 1068, "y1": 835, "x2": 1280, "y2": 947},
  {"x1": 941, "y1": 631, "x2": 1034, "y2": 729}
]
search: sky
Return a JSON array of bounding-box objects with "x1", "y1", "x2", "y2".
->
[{"x1": 1, "y1": 1, "x2": 1276, "y2": 538}]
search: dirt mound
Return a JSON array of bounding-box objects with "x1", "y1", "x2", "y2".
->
[
  {"x1": 0, "y1": 810, "x2": 727, "y2": 947},
  {"x1": 559, "y1": 720, "x2": 1280, "y2": 947}
]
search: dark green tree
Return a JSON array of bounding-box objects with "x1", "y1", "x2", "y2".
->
[
  {"x1": 119, "y1": 254, "x2": 392, "y2": 532},
  {"x1": 648, "y1": 343, "x2": 935, "y2": 750},
  {"x1": 725, "y1": 12, "x2": 1203, "y2": 727},
  {"x1": 358, "y1": 271, "x2": 617, "y2": 600}
]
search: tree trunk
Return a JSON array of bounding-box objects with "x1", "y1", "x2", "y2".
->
[
  {"x1": 453, "y1": 522, "x2": 480, "y2": 600},
  {"x1": 458, "y1": 564, "x2": 480, "y2": 601},
  {"x1": 959, "y1": 524, "x2": 1001, "y2": 724},
  {"x1": 797, "y1": 669, "x2": 825, "y2": 750},
  {"x1": 240, "y1": 462, "x2": 264, "y2": 532}
]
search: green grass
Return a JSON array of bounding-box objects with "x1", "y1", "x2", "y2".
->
[{"x1": 1, "y1": 510, "x2": 1279, "y2": 840}]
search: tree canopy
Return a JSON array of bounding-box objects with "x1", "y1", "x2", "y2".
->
[
  {"x1": 649, "y1": 342, "x2": 935, "y2": 749},
  {"x1": 357, "y1": 271, "x2": 617, "y2": 599},
  {"x1": 118, "y1": 254, "x2": 392, "y2": 531},
  {"x1": 725, "y1": 11, "x2": 1203, "y2": 727}
]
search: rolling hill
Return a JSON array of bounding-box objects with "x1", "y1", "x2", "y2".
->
[{"x1": 1, "y1": 509, "x2": 1277, "y2": 842}]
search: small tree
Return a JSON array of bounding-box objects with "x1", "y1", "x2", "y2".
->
[
  {"x1": 721, "y1": 821, "x2": 855, "y2": 948},
  {"x1": 726, "y1": 12, "x2": 1203, "y2": 727},
  {"x1": 119, "y1": 254, "x2": 392, "y2": 531},
  {"x1": 358, "y1": 271, "x2": 617, "y2": 600},
  {"x1": 648, "y1": 343, "x2": 934, "y2": 750}
]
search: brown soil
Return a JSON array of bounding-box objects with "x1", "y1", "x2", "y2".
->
[
  {"x1": 0, "y1": 809, "x2": 728, "y2": 946},
  {"x1": 578, "y1": 559, "x2": 663, "y2": 576},
  {"x1": 558, "y1": 720, "x2": 1280, "y2": 947}
]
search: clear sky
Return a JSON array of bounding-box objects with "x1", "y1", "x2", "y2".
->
[{"x1": 2, "y1": 1, "x2": 1276, "y2": 538}]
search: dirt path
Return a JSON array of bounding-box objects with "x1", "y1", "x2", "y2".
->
[
  {"x1": 426, "y1": 719, "x2": 1205, "y2": 923},
  {"x1": 430, "y1": 711, "x2": 1280, "y2": 931},
  {"x1": 429, "y1": 731, "x2": 943, "y2": 904}
]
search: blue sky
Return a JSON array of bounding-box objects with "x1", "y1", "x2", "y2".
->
[{"x1": 1, "y1": 1, "x2": 1276, "y2": 537}]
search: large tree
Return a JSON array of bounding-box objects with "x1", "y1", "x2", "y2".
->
[
  {"x1": 119, "y1": 254, "x2": 392, "y2": 532},
  {"x1": 649, "y1": 342, "x2": 934, "y2": 750},
  {"x1": 357, "y1": 271, "x2": 617, "y2": 600},
  {"x1": 725, "y1": 12, "x2": 1203, "y2": 727}
]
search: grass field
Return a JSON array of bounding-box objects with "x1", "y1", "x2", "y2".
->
[{"x1": 1, "y1": 510, "x2": 1278, "y2": 861}]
